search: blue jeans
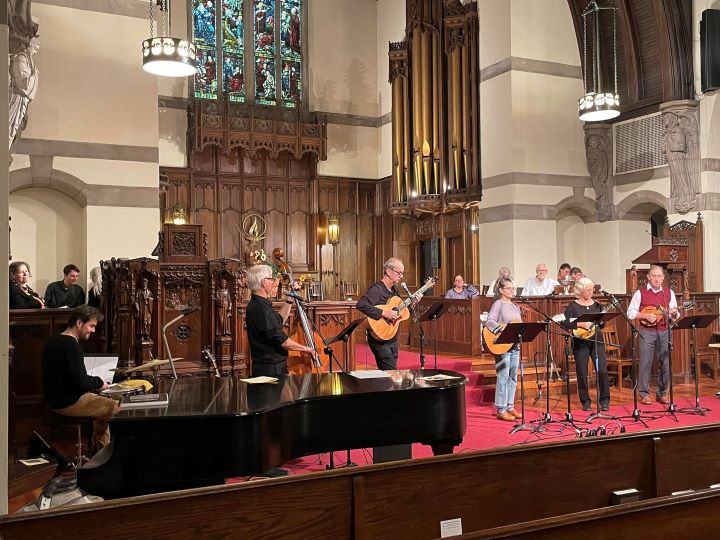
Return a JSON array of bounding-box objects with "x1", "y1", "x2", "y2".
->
[{"x1": 495, "y1": 348, "x2": 519, "y2": 413}]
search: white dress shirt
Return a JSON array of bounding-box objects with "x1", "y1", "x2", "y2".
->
[{"x1": 627, "y1": 283, "x2": 678, "y2": 320}]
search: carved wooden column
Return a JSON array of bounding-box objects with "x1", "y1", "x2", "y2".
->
[{"x1": 209, "y1": 258, "x2": 245, "y2": 375}]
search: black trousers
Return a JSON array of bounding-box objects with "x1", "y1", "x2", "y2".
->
[
  {"x1": 252, "y1": 362, "x2": 289, "y2": 377},
  {"x1": 572, "y1": 338, "x2": 610, "y2": 406},
  {"x1": 367, "y1": 332, "x2": 399, "y2": 370}
]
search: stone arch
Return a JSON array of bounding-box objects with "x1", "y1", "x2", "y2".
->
[
  {"x1": 615, "y1": 190, "x2": 669, "y2": 220},
  {"x1": 554, "y1": 195, "x2": 597, "y2": 222},
  {"x1": 9, "y1": 167, "x2": 89, "y2": 206}
]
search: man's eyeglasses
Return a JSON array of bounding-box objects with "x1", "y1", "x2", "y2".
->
[
  {"x1": 388, "y1": 268, "x2": 404, "y2": 277},
  {"x1": 262, "y1": 277, "x2": 278, "y2": 283}
]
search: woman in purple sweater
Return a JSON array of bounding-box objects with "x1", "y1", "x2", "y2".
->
[{"x1": 485, "y1": 277, "x2": 523, "y2": 422}]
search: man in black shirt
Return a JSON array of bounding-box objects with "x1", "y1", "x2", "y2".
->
[
  {"x1": 42, "y1": 305, "x2": 120, "y2": 449},
  {"x1": 245, "y1": 264, "x2": 317, "y2": 377},
  {"x1": 44, "y1": 263, "x2": 85, "y2": 308},
  {"x1": 356, "y1": 257, "x2": 420, "y2": 370}
]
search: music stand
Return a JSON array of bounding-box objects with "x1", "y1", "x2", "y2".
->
[
  {"x1": 325, "y1": 318, "x2": 365, "y2": 469},
  {"x1": 492, "y1": 322, "x2": 545, "y2": 434},
  {"x1": 673, "y1": 314, "x2": 718, "y2": 416},
  {"x1": 573, "y1": 312, "x2": 620, "y2": 422},
  {"x1": 418, "y1": 301, "x2": 451, "y2": 369}
]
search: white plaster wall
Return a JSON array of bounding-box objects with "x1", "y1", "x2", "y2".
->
[
  {"x1": 317, "y1": 124, "x2": 379, "y2": 179},
  {"x1": 615, "y1": 177, "x2": 671, "y2": 204},
  {"x1": 479, "y1": 0, "x2": 511, "y2": 69},
  {"x1": 479, "y1": 220, "x2": 515, "y2": 286},
  {"x1": 700, "y1": 210, "x2": 720, "y2": 291},
  {"x1": 10, "y1": 188, "x2": 85, "y2": 295},
  {"x1": 555, "y1": 211, "x2": 585, "y2": 270},
  {"x1": 618, "y1": 219, "x2": 650, "y2": 285},
  {"x1": 583, "y1": 221, "x2": 622, "y2": 293},
  {"x1": 24, "y1": 4, "x2": 158, "y2": 148},
  {"x1": 510, "y1": 0, "x2": 580, "y2": 66},
  {"x1": 701, "y1": 170, "x2": 720, "y2": 193},
  {"x1": 159, "y1": 107, "x2": 188, "y2": 168},
  {"x1": 309, "y1": 0, "x2": 378, "y2": 117},
  {"x1": 512, "y1": 220, "x2": 558, "y2": 286},
  {"x1": 377, "y1": 0, "x2": 406, "y2": 117},
  {"x1": 481, "y1": 72, "x2": 512, "y2": 178},
  {"x1": 511, "y1": 72, "x2": 586, "y2": 175},
  {"x1": 377, "y1": 122, "x2": 393, "y2": 179},
  {"x1": 84, "y1": 206, "x2": 159, "y2": 280},
  {"x1": 52, "y1": 158, "x2": 159, "y2": 188}
]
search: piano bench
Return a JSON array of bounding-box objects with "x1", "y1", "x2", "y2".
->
[{"x1": 44, "y1": 411, "x2": 93, "y2": 470}]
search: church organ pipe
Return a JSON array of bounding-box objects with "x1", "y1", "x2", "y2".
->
[
  {"x1": 451, "y1": 46, "x2": 462, "y2": 190},
  {"x1": 412, "y1": 25, "x2": 422, "y2": 196},
  {"x1": 469, "y1": 22, "x2": 479, "y2": 188},
  {"x1": 392, "y1": 78, "x2": 404, "y2": 200},
  {"x1": 432, "y1": 27, "x2": 440, "y2": 194},
  {"x1": 461, "y1": 42, "x2": 469, "y2": 188},
  {"x1": 421, "y1": 29, "x2": 432, "y2": 195},
  {"x1": 403, "y1": 75, "x2": 411, "y2": 198}
]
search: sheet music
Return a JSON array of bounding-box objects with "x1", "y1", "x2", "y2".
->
[
  {"x1": 349, "y1": 370, "x2": 392, "y2": 379},
  {"x1": 83, "y1": 355, "x2": 119, "y2": 385}
]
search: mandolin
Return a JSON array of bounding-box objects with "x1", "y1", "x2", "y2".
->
[
  {"x1": 366, "y1": 276, "x2": 437, "y2": 341},
  {"x1": 572, "y1": 303, "x2": 615, "y2": 340},
  {"x1": 639, "y1": 300, "x2": 694, "y2": 327}
]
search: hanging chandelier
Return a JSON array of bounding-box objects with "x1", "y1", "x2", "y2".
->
[
  {"x1": 578, "y1": 1, "x2": 620, "y2": 122},
  {"x1": 142, "y1": 0, "x2": 196, "y2": 77}
]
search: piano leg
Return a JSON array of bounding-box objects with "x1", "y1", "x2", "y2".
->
[{"x1": 430, "y1": 438, "x2": 462, "y2": 456}]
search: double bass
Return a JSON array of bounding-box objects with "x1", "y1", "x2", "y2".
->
[{"x1": 273, "y1": 250, "x2": 330, "y2": 374}]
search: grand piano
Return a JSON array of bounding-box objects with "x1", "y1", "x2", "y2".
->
[{"x1": 77, "y1": 369, "x2": 467, "y2": 499}]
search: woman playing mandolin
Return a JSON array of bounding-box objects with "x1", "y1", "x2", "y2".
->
[
  {"x1": 485, "y1": 277, "x2": 522, "y2": 422},
  {"x1": 561, "y1": 277, "x2": 610, "y2": 412}
]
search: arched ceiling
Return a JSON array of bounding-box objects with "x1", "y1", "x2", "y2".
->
[{"x1": 567, "y1": 0, "x2": 693, "y2": 121}]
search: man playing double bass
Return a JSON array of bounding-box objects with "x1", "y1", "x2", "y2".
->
[
  {"x1": 357, "y1": 257, "x2": 421, "y2": 371},
  {"x1": 246, "y1": 264, "x2": 317, "y2": 377}
]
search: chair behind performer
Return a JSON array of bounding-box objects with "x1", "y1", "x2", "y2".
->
[
  {"x1": 602, "y1": 321, "x2": 632, "y2": 390},
  {"x1": 340, "y1": 280, "x2": 359, "y2": 300},
  {"x1": 309, "y1": 281, "x2": 324, "y2": 301}
]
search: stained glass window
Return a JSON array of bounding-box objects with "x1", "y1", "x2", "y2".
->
[
  {"x1": 192, "y1": 0, "x2": 217, "y2": 100},
  {"x1": 222, "y1": 0, "x2": 245, "y2": 101},
  {"x1": 192, "y1": 0, "x2": 303, "y2": 107},
  {"x1": 280, "y1": 0, "x2": 301, "y2": 107}
]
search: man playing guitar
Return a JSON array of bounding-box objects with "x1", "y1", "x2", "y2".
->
[
  {"x1": 356, "y1": 257, "x2": 422, "y2": 370},
  {"x1": 627, "y1": 265, "x2": 679, "y2": 405}
]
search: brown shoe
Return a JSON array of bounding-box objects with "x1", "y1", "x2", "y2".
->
[
  {"x1": 507, "y1": 409, "x2": 522, "y2": 419},
  {"x1": 657, "y1": 395, "x2": 669, "y2": 405},
  {"x1": 497, "y1": 411, "x2": 515, "y2": 422},
  {"x1": 640, "y1": 396, "x2": 652, "y2": 405}
]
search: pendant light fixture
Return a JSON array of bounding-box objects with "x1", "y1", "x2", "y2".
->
[
  {"x1": 578, "y1": 1, "x2": 620, "y2": 122},
  {"x1": 142, "y1": 0, "x2": 196, "y2": 77}
]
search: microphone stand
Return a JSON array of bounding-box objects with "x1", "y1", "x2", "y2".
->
[
  {"x1": 514, "y1": 297, "x2": 567, "y2": 429},
  {"x1": 400, "y1": 285, "x2": 426, "y2": 369},
  {"x1": 607, "y1": 293, "x2": 651, "y2": 428},
  {"x1": 162, "y1": 306, "x2": 199, "y2": 379}
]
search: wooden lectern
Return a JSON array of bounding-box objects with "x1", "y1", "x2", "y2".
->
[{"x1": 628, "y1": 238, "x2": 689, "y2": 295}]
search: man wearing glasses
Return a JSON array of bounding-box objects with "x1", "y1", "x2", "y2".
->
[
  {"x1": 522, "y1": 263, "x2": 559, "y2": 296},
  {"x1": 245, "y1": 264, "x2": 317, "y2": 377},
  {"x1": 356, "y1": 257, "x2": 418, "y2": 370}
]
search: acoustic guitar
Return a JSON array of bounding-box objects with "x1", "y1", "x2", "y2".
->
[
  {"x1": 366, "y1": 276, "x2": 437, "y2": 341},
  {"x1": 482, "y1": 320, "x2": 522, "y2": 355},
  {"x1": 639, "y1": 300, "x2": 694, "y2": 328}
]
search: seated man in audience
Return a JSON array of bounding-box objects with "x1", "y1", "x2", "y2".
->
[
  {"x1": 557, "y1": 263, "x2": 571, "y2": 282},
  {"x1": 44, "y1": 264, "x2": 85, "y2": 308},
  {"x1": 42, "y1": 305, "x2": 120, "y2": 450},
  {"x1": 445, "y1": 274, "x2": 479, "y2": 299},
  {"x1": 570, "y1": 267, "x2": 585, "y2": 282},
  {"x1": 522, "y1": 263, "x2": 559, "y2": 296}
]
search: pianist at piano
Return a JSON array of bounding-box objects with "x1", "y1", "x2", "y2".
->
[{"x1": 41, "y1": 306, "x2": 120, "y2": 450}]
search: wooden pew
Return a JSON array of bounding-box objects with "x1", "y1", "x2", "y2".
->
[{"x1": 3, "y1": 423, "x2": 720, "y2": 539}]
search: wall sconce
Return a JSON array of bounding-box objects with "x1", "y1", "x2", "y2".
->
[
  {"x1": 171, "y1": 203, "x2": 189, "y2": 225},
  {"x1": 470, "y1": 222, "x2": 479, "y2": 233},
  {"x1": 327, "y1": 213, "x2": 340, "y2": 245}
]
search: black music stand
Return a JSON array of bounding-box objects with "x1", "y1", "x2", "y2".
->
[
  {"x1": 492, "y1": 322, "x2": 545, "y2": 434},
  {"x1": 325, "y1": 318, "x2": 365, "y2": 469},
  {"x1": 674, "y1": 314, "x2": 718, "y2": 416},
  {"x1": 573, "y1": 312, "x2": 620, "y2": 422},
  {"x1": 418, "y1": 301, "x2": 450, "y2": 369}
]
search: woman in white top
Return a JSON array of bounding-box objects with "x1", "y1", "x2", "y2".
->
[{"x1": 486, "y1": 266, "x2": 511, "y2": 298}]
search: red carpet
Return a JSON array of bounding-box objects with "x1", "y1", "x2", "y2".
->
[{"x1": 228, "y1": 344, "x2": 720, "y2": 481}]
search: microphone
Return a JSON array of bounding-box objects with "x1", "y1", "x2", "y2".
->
[
  {"x1": 282, "y1": 290, "x2": 307, "y2": 303},
  {"x1": 600, "y1": 290, "x2": 611, "y2": 297},
  {"x1": 400, "y1": 282, "x2": 412, "y2": 296}
]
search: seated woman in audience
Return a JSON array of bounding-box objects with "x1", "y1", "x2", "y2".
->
[
  {"x1": 561, "y1": 277, "x2": 610, "y2": 412},
  {"x1": 486, "y1": 266, "x2": 511, "y2": 298},
  {"x1": 485, "y1": 277, "x2": 522, "y2": 422},
  {"x1": 9, "y1": 261, "x2": 45, "y2": 309},
  {"x1": 445, "y1": 274, "x2": 479, "y2": 299}
]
